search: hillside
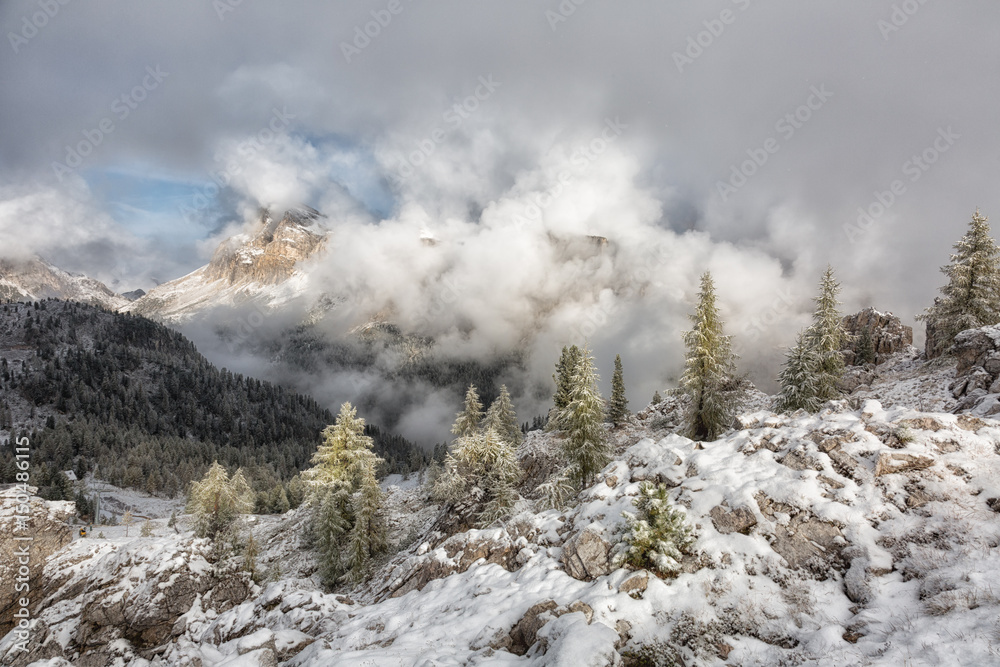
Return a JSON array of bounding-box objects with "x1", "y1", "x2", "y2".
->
[
  {"x1": 5, "y1": 341, "x2": 1000, "y2": 665},
  {"x1": 0, "y1": 300, "x2": 425, "y2": 498}
]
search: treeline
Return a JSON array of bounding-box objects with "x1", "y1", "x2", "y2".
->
[{"x1": 0, "y1": 300, "x2": 425, "y2": 500}]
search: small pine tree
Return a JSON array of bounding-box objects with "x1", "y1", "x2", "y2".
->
[
  {"x1": 919, "y1": 209, "x2": 1000, "y2": 356},
  {"x1": 805, "y1": 266, "x2": 846, "y2": 403},
  {"x1": 651, "y1": 390, "x2": 662, "y2": 405},
  {"x1": 855, "y1": 325, "x2": 876, "y2": 366},
  {"x1": 607, "y1": 354, "x2": 629, "y2": 426},
  {"x1": 97, "y1": 531, "x2": 105, "y2": 539},
  {"x1": 140, "y1": 519, "x2": 153, "y2": 537},
  {"x1": 187, "y1": 461, "x2": 255, "y2": 539},
  {"x1": 776, "y1": 332, "x2": 822, "y2": 413},
  {"x1": 613, "y1": 483, "x2": 695, "y2": 576},
  {"x1": 536, "y1": 469, "x2": 575, "y2": 510},
  {"x1": 559, "y1": 345, "x2": 611, "y2": 488},
  {"x1": 167, "y1": 511, "x2": 177, "y2": 528},
  {"x1": 435, "y1": 428, "x2": 521, "y2": 524},
  {"x1": 452, "y1": 385, "x2": 484, "y2": 438},
  {"x1": 483, "y1": 384, "x2": 522, "y2": 447},
  {"x1": 122, "y1": 510, "x2": 134, "y2": 537},
  {"x1": 680, "y1": 272, "x2": 742, "y2": 441},
  {"x1": 243, "y1": 533, "x2": 259, "y2": 579}
]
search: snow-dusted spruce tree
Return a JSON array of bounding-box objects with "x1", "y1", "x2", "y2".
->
[
  {"x1": 613, "y1": 482, "x2": 695, "y2": 576},
  {"x1": 559, "y1": 345, "x2": 611, "y2": 488},
  {"x1": 187, "y1": 461, "x2": 255, "y2": 539},
  {"x1": 651, "y1": 390, "x2": 662, "y2": 405},
  {"x1": 549, "y1": 344, "x2": 582, "y2": 429},
  {"x1": 304, "y1": 402, "x2": 388, "y2": 584},
  {"x1": 918, "y1": 209, "x2": 1000, "y2": 356},
  {"x1": 452, "y1": 385, "x2": 484, "y2": 438},
  {"x1": 804, "y1": 265, "x2": 846, "y2": 404},
  {"x1": 776, "y1": 332, "x2": 822, "y2": 413},
  {"x1": 434, "y1": 427, "x2": 521, "y2": 524},
  {"x1": 483, "y1": 384, "x2": 522, "y2": 447},
  {"x1": 348, "y1": 447, "x2": 388, "y2": 581},
  {"x1": 607, "y1": 354, "x2": 629, "y2": 426},
  {"x1": 680, "y1": 272, "x2": 742, "y2": 441}
]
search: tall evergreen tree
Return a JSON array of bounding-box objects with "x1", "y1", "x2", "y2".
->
[
  {"x1": 804, "y1": 266, "x2": 846, "y2": 403},
  {"x1": 452, "y1": 385, "x2": 484, "y2": 438},
  {"x1": 607, "y1": 354, "x2": 629, "y2": 426},
  {"x1": 304, "y1": 402, "x2": 387, "y2": 585},
  {"x1": 432, "y1": 427, "x2": 521, "y2": 524},
  {"x1": 552, "y1": 345, "x2": 582, "y2": 418},
  {"x1": 559, "y1": 345, "x2": 611, "y2": 488},
  {"x1": 483, "y1": 384, "x2": 522, "y2": 447},
  {"x1": 348, "y1": 449, "x2": 387, "y2": 580},
  {"x1": 919, "y1": 209, "x2": 1000, "y2": 356},
  {"x1": 776, "y1": 332, "x2": 822, "y2": 413},
  {"x1": 680, "y1": 272, "x2": 742, "y2": 441}
]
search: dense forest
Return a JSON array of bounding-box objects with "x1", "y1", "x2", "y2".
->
[{"x1": 0, "y1": 300, "x2": 426, "y2": 501}]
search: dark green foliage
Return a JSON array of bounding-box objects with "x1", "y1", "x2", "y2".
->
[
  {"x1": 607, "y1": 354, "x2": 629, "y2": 426},
  {"x1": 552, "y1": 345, "x2": 582, "y2": 416},
  {"x1": 855, "y1": 326, "x2": 876, "y2": 365},
  {"x1": 0, "y1": 300, "x2": 424, "y2": 496}
]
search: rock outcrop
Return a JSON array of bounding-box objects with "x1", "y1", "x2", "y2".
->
[
  {"x1": 0, "y1": 488, "x2": 73, "y2": 637},
  {"x1": 840, "y1": 307, "x2": 913, "y2": 365},
  {"x1": 947, "y1": 325, "x2": 1000, "y2": 413},
  {"x1": 561, "y1": 524, "x2": 612, "y2": 581}
]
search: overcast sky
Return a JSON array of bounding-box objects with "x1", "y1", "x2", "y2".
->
[{"x1": 3, "y1": 1, "x2": 1000, "y2": 432}]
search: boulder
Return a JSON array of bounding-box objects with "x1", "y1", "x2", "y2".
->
[
  {"x1": 561, "y1": 525, "x2": 611, "y2": 581},
  {"x1": 618, "y1": 571, "x2": 649, "y2": 597},
  {"x1": 874, "y1": 452, "x2": 935, "y2": 477},
  {"x1": 840, "y1": 307, "x2": 913, "y2": 365},
  {"x1": 709, "y1": 506, "x2": 757, "y2": 535}
]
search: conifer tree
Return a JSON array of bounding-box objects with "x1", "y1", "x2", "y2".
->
[
  {"x1": 433, "y1": 427, "x2": 521, "y2": 524},
  {"x1": 187, "y1": 461, "x2": 254, "y2": 539},
  {"x1": 304, "y1": 402, "x2": 388, "y2": 584},
  {"x1": 804, "y1": 266, "x2": 846, "y2": 403},
  {"x1": 140, "y1": 518, "x2": 153, "y2": 537},
  {"x1": 919, "y1": 209, "x2": 1000, "y2": 356},
  {"x1": 243, "y1": 533, "x2": 259, "y2": 579},
  {"x1": 776, "y1": 332, "x2": 822, "y2": 413},
  {"x1": 607, "y1": 354, "x2": 629, "y2": 426},
  {"x1": 122, "y1": 510, "x2": 134, "y2": 538},
  {"x1": 559, "y1": 345, "x2": 611, "y2": 488},
  {"x1": 452, "y1": 385, "x2": 484, "y2": 438},
  {"x1": 680, "y1": 272, "x2": 742, "y2": 441},
  {"x1": 348, "y1": 450, "x2": 387, "y2": 580},
  {"x1": 483, "y1": 384, "x2": 521, "y2": 447},
  {"x1": 651, "y1": 390, "x2": 662, "y2": 405},
  {"x1": 552, "y1": 345, "x2": 582, "y2": 412},
  {"x1": 855, "y1": 325, "x2": 876, "y2": 366}
]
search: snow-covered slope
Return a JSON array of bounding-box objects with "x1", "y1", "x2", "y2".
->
[
  {"x1": 8, "y1": 385, "x2": 1000, "y2": 666},
  {"x1": 122, "y1": 207, "x2": 327, "y2": 322},
  {"x1": 0, "y1": 257, "x2": 128, "y2": 310}
]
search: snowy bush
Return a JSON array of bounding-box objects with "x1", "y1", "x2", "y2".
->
[{"x1": 613, "y1": 482, "x2": 695, "y2": 575}]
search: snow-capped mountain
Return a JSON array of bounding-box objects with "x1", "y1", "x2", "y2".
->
[
  {"x1": 122, "y1": 206, "x2": 328, "y2": 322},
  {"x1": 0, "y1": 256, "x2": 129, "y2": 310}
]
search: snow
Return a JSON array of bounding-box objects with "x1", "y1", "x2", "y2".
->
[{"x1": 12, "y1": 348, "x2": 1000, "y2": 665}]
